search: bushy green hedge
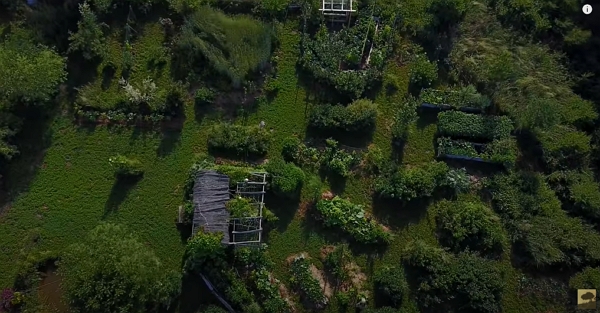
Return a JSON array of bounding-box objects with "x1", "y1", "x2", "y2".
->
[
  {"x1": 321, "y1": 139, "x2": 359, "y2": 177},
  {"x1": 570, "y1": 267, "x2": 600, "y2": 291},
  {"x1": 391, "y1": 96, "x2": 419, "y2": 142},
  {"x1": 375, "y1": 161, "x2": 469, "y2": 201},
  {"x1": 207, "y1": 123, "x2": 270, "y2": 156},
  {"x1": 437, "y1": 137, "x2": 518, "y2": 168},
  {"x1": 282, "y1": 137, "x2": 359, "y2": 177},
  {"x1": 308, "y1": 99, "x2": 377, "y2": 132},
  {"x1": 282, "y1": 136, "x2": 321, "y2": 169},
  {"x1": 316, "y1": 196, "x2": 390, "y2": 245},
  {"x1": 488, "y1": 172, "x2": 600, "y2": 268},
  {"x1": 265, "y1": 159, "x2": 305, "y2": 198},
  {"x1": 374, "y1": 266, "x2": 408, "y2": 307},
  {"x1": 435, "y1": 199, "x2": 506, "y2": 256},
  {"x1": 289, "y1": 255, "x2": 328, "y2": 309},
  {"x1": 409, "y1": 53, "x2": 438, "y2": 89},
  {"x1": 421, "y1": 86, "x2": 491, "y2": 109},
  {"x1": 403, "y1": 241, "x2": 504, "y2": 313},
  {"x1": 437, "y1": 111, "x2": 513, "y2": 140},
  {"x1": 536, "y1": 125, "x2": 590, "y2": 170}
]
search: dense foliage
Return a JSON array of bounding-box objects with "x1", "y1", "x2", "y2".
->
[
  {"x1": 547, "y1": 170, "x2": 600, "y2": 221},
  {"x1": 437, "y1": 111, "x2": 513, "y2": 141},
  {"x1": 300, "y1": 10, "x2": 393, "y2": 98},
  {"x1": 177, "y1": 7, "x2": 271, "y2": 87},
  {"x1": 207, "y1": 123, "x2": 270, "y2": 156},
  {"x1": 265, "y1": 159, "x2": 305, "y2": 198},
  {"x1": 403, "y1": 241, "x2": 504, "y2": 313},
  {"x1": 321, "y1": 139, "x2": 360, "y2": 177},
  {"x1": 60, "y1": 223, "x2": 181, "y2": 313},
  {"x1": 374, "y1": 266, "x2": 408, "y2": 307},
  {"x1": 69, "y1": 2, "x2": 107, "y2": 60},
  {"x1": 375, "y1": 161, "x2": 469, "y2": 201},
  {"x1": 316, "y1": 196, "x2": 390, "y2": 244},
  {"x1": 409, "y1": 53, "x2": 437, "y2": 90},
  {"x1": 536, "y1": 125, "x2": 590, "y2": 170},
  {"x1": 308, "y1": 99, "x2": 377, "y2": 132},
  {"x1": 435, "y1": 199, "x2": 506, "y2": 256},
  {"x1": 488, "y1": 172, "x2": 600, "y2": 268},
  {"x1": 226, "y1": 197, "x2": 258, "y2": 218}
]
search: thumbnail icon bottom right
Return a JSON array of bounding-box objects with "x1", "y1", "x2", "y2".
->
[{"x1": 578, "y1": 289, "x2": 597, "y2": 310}]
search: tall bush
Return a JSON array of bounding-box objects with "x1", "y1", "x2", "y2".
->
[
  {"x1": 109, "y1": 154, "x2": 143, "y2": 177},
  {"x1": 375, "y1": 161, "x2": 450, "y2": 201},
  {"x1": 409, "y1": 53, "x2": 437, "y2": 90},
  {"x1": 69, "y1": 2, "x2": 107, "y2": 60},
  {"x1": 308, "y1": 99, "x2": 377, "y2": 132},
  {"x1": 207, "y1": 123, "x2": 270, "y2": 156},
  {"x1": 266, "y1": 159, "x2": 305, "y2": 198}
]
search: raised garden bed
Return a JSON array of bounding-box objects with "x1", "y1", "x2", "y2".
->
[
  {"x1": 437, "y1": 111, "x2": 513, "y2": 141},
  {"x1": 420, "y1": 87, "x2": 491, "y2": 113},
  {"x1": 436, "y1": 137, "x2": 517, "y2": 168}
]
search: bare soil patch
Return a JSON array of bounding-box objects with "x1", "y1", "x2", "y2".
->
[{"x1": 309, "y1": 264, "x2": 333, "y2": 298}]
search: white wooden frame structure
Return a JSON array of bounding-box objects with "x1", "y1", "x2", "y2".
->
[
  {"x1": 320, "y1": 0, "x2": 355, "y2": 17},
  {"x1": 229, "y1": 172, "x2": 268, "y2": 247}
]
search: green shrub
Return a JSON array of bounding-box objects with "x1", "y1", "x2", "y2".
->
[
  {"x1": 169, "y1": 0, "x2": 212, "y2": 14},
  {"x1": 108, "y1": 154, "x2": 143, "y2": 177},
  {"x1": 177, "y1": 8, "x2": 271, "y2": 87},
  {"x1": 289, "y1": 255, "x2": 328, "y2": 308},
  {"x1": 437, "y1": 111, "x2": 513, "y2": 140},
  {"x1": 374, "y1": 266, "x2": 408, "y2": 307},
  {"x1": 69, "y1": 2, "x2": 107, "y2": 60},
  {"x1": 195, "y1": 87, "x2": 215, "y2": 106},
  {"x1": 536, "y1": 125, "x2": 590, "y2": 170},
  {"x1": 207, "y1": 123, "x2": 270, "y2": 156},
  {"x1": 362, "y1": 145, "x2": 387, "y2": 175},
  {"x1": 321, "y1": 139, "x2": 359, "y2": 177},
  {"x1": 547, "y1": 171, "x2": 600, "y2": 221},
  {"x1": 324, "y1": 245, "x2": 351, "y2": 282},
  {"x1": 184, "y1": 231, "x2": 227, "y2": 274},
  {"x1": 570, "y1": 267, "x2": 600, "y2": 291},
  {"x1": 375, "y1": 161, "x2": 450, "y2": 201},
  {"x1": 226, "y1": 197, "x2": 258, "y2": 218},
  {"x1": 435, "y1": 199, "x2": 506, "y2": 256},
  {"x1": 282, "y1": 136, "x2": 321, "y2": 169},
  {"x1": 409, "y1": 53, "x2": 437, "y2": 89},
  {"x1": 403, "y1": 241, "x2": 504, "y2": 313},
  {"x1": 316, "y1": 196, "x2": 390, "y2": 244},
  {"x1": 308, "y1": 99, "x2": 377, "y2": 132},
  {"x1": 488, "y1": 172, "x2": 600, "y2": 268},
  {"x1": 266, "y1": 159, "x2": 305, "y2": 198}
]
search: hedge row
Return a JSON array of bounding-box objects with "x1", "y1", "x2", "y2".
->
[
  {"x1": 308, "y1": 99, "x2": 377, "y2": 132},
  {"x1": 436, "y1": 137, "x2": 517, "y2": 168},
  {"x1": 421, "y1": 86, "x2": 491, "y2": 110},
  {"x1": 207, "y1": 123, "x2": 270, "y2": 156},
  {"x1": 437, "y1": 111, "x2": 513, "y2": 141}
]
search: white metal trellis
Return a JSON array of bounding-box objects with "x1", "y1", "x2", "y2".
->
[{"x1": 229, "y1": 172, "x2": 268, "y2": 247}]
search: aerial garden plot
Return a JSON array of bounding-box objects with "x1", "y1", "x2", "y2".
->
[{"x1": 1, "y1": 1, "x2": 600, "y2": 313}]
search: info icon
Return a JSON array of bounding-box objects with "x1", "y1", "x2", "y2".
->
[{"x1": 578, "y1": 289, "x2": 597, "y2": 310}]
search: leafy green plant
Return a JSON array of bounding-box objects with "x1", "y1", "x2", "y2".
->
[
  {"x1": 282, "y1": 136, "x2": 321, "y2": 169},
  {"x1": 437, "y1": 111, "x2": 513, "y2": 140},
  {"x1": 374, "y1": 266, "x2": 408, "y2": 307},
  {"x1": 392, "y1": 96, "x2": 419, "y2": 142},
  {"x1": 536, "y1": 125, "x2": 590, "y2": 170},
  {"x1": 316, "y1": 197, "x2": 390, "y2": 244},
  {"x1": 184, "y1": 231, "x2": 227, "y2": 274},
  {"x1": 109, "y1": 154, "x2": 143, "y2": 177},
  {"x1": 321, "y1": 139, "x2": 359, "y2": 177},
  {"x1": 437, "y1": 137, "x2": 518, "y2": 168},
  {"x1": 375, "y1": 161, "x2": 451, "y2": 201},
  {"x1": 226, "y1": 197, "x2": 258, "y2": 218},
  {"x1": 69, "y1": 2, "x2": 107, "y2": 60},
  {"x1": 324, "y1": 245, "x2": 351, "y2": 283},
  {"x1": 421, "y1": 86, "x2": 491, "y2": 109},
  {"x1": 289, "y1": 255, "x2": 328, "y2": 308},
  {"x1": 207, "y1": 123, "x2": 270, "y2": 156},
  {"x1": 309, "y1": 99, "x2": 377, "y2": 132},
  {"x1": 435, "y1": 199, "x2": 506, "y2": 256},
  {"x1": 195, "y1": 87, "x2": 215, "y2": 106},
  {"x1": 266, "y1": 159, "x2": 305, "y2": 198},
  {"x1": 409, "y1": 53, "x2": 437, "y2": 89}
]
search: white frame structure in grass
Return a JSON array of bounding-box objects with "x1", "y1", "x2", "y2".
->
[
  {"x1": 320, "y1": 0, "x2": 355, "y2": 17},
  {"x1": 229, "y1": 172, "x2": 268, "y2": 247}
]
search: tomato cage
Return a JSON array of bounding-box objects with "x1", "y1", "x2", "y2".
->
[{"x1": 229, "y1": 172, "x2": 268, "y2": 247}]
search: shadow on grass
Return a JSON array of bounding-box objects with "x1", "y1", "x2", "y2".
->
[
  {"x1": 170, "y1": 274, "x2": 220, "y2": 313},
  {"x1": 177, "y1": 223, "x2": 193, "y2": 244},
  {"x1": 372, "y1": 196, "x2": 430, "y2": 230},
  {"x1": 0, "y1": 104, "x2": 56, "y2": 205},
  {"x1": 157, "y1": 129, "x2": 183, "y2": 157},
  {"x1": 103, "y1": 175, "x2": 142, "y2": 217},
  {"x1": 305, "y1": 126, "x2": 375, "y2": 149},
  {"x1": 391, "y1": 139, "x2": 406, "y2": 164},
  {"x1": 264, "y1": 191, "x2": 299, "y2": 232}
]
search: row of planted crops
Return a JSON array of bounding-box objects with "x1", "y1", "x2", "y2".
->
[{"x1": 421, "y1": 87, "x2": 518, "y2": 168}]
